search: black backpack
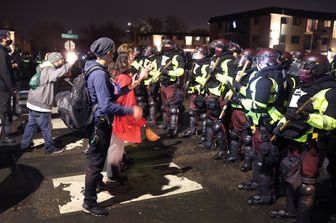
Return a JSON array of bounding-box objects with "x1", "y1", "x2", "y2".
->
[{"x1": 57, "y1": 65, "x2": 104, "y2": 130}]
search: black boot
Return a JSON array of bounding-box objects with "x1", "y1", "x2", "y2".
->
[
  {"x1": 240, "y1": 146, "x2": 254, "y2": 172},
  {"x1": 198, "y1": 115, "x2": 207, "y2": 144},
  {"x1": 214, "y1": 151, "x2": 227, "y2": 160},
  {"x1": 237, "y1": 181, "x2": 259, "y2": 191},
  {"x1": 182, "y1": 111, "x2": 197, "y2": 137},
  {"x1": 297, "y1": 184, "x2": 315, "y2": 223},
  {"x1": 214, "y1": 130, "x2": 228, "y2": 160},
  {"x1": 107, "y1": 166, "x2": 128, "y2": 185},
  {"x1": 158, "y1": 112, "x2": 167, "y2": 129},
  {"x1": 223, "y1": 141, "x2": 241, "y2": 163},
  {"x1": 270, "y1": 185, "x2": 298, "y2": 219},
  {"x1": 148, "y1": 103, "x2": 156, "y2": 126},
  {"x1": 248, "y1": 172, "x2": 274, "y2": 205},
  {"x1": 199, "y1": 121, "x2": 213, "y2": 149},
  {"x1": 167, "y1": 107, "x2": 179, "y2": 137}
]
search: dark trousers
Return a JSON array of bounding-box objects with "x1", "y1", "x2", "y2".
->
[
  {"x1": 84, "y1": 118, "x2": 111, "y2": 206},
  {"x1": 0, "y1": 92, "x2": 11, "y2": 137},
  {"x1": 20, "y1": 110, "x2": 55, "y2": 151}
]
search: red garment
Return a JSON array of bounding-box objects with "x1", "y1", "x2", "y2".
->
[{"x1": 112, "y1": 73, "x2": 146, "y2": 143}]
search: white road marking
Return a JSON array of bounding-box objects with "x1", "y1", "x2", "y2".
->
[
  {"x1": 65, "y1": 139, "x2": 86, "y2": 151},
  {"x1": 52, "y1": 163, "x2": 203, "y2": 214},
  {"x1": 53, "y1": 173, "x2": 113, "y2": 214},
  {"x1": 121, "y1": 175, "x2": 203, "y2": 204},
  {"x1": 52, "y1": 118, "x2": 68, "y2": 130},
  {"x1": 31, "y1": 118, "x2": 83, "y2": 151}
]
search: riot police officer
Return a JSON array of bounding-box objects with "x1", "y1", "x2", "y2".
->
[{"x1": 271, "y1": 54, "x2": 336, "y2": 223}]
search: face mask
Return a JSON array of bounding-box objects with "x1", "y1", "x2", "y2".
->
[
  {"x1": 298, "y1": 69, "x2": 312, "y2": 83},
  {"x1": 215, "y1": 48, "x2": 222, "y2": 57},
  {"x1": 163, "y1": 45, "x2": 173, "y2": 53}
]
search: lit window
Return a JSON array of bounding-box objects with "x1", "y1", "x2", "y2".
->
[
  {"x1": 333, "y1": 21, "x2": 336, "y2": 38},
  {"x1": 233, "y1": 21, "x2": 237, "y2": 29},
  {"x1": 324, "y1": 20, "x2": 331, "y2": 27}
]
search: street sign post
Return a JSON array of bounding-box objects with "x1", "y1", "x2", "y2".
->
[
  {"x1": 61, "y1": 33, "x2": 79, "y2": 39},
  {"x1": 64, "y1": 40, "x2": 75, "y2": 51}
]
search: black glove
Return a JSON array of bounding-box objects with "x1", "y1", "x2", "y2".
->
[
  {"x1": 210, "y1": 70, "x2": 216, "y2": 77},
  {"x1": 233, "y1": 82, "x2": 242, "y2": 92},
  {"x1": 161, "y1": 69, "x2": 169, "y2": 76},
  {"x1": 273, "y1": 123, "x2": 284, "y2": 137},
  {"x1": 231, "y1": 95, "x2": 241, "y2": 106},
  {"x1": 285, "y1": 110, "x2": 309, "y2": 122}
]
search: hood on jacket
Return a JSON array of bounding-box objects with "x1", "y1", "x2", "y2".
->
[
  {"x1": 36, "y1": 61, "x2": 54, "y2": 72},
  {"x1": 84, "y1": 60, "x2": 107, "y2": 73}
]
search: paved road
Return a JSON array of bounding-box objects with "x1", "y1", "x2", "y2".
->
[{"x1": 0, "y1": 110, "x2": 334, "y2": 223}]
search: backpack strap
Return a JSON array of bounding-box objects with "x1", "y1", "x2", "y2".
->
[{"x1": 84, "y1": 65, "x2": 107, "y2": 79}]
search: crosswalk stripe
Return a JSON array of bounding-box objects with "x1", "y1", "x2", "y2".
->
[{"x1": 52, "y1": 163, "x2": 203, "y2": 214}]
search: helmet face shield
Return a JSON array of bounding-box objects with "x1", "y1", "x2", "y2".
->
[
  {"x1": 254, "y1": 48, "x2": 280, "y2": 70},
  {"x1": 192, "y1": 46, "x2": 209, "y2": 60},
  {"x1": 192, "y1": 51, "x2": 205, "y2": 60}
]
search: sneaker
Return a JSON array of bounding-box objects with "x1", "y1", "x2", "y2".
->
[
  {"x1": 45, "y1": 147, "x2": 64, "y2": 155},
  {"x1": 82, "y1": 203, "x2": 109, "y2": 216},
  {"x1": 106, "y1": 175, "x2": 129, "y2": 185}
]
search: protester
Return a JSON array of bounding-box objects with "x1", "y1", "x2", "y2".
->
[
  {"x1": 0, "y1": 29, "x2": 16, "y2": 143},
  {"x1": 82, "y1": 37, "x2": 143, "y2": 216},
  {"x1": 106, "y1": 53, "x2": 152, "y2": 183},
  {"x1": 20, "y1": 52, "x2": 78, "y2": 154}
]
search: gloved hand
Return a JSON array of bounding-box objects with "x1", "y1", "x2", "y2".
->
[
  {"x1": 161, "y1": 69, "x2": 169, "y2": 76},
  {"x1": 233, "y1": 82, "x2": 242, "y2": 92},
  {"x1": 285, "y1": 110, "x2": 309, "y2": 122},
  {"x1": 210, "y1": 71, "x2": 216, "y2": 78},
  {"x1": 273, "y1": 123, "x2": 284, "y2": 137},
  {"x1": 231, "y1": 95, "x2": 241, "y2": 106}
]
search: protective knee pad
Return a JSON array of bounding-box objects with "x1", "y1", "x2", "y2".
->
[
  {"x1": 188, "y1": 110, "x2": 196, "y2": 117},
  {"x1": 148, "y1": 99, "x2": 155, "y2": 106},
  {"x1": 170, "y1": 107, "x2": 179, "y2": 129},
  {"x1": 242, "y1": 135, "x2": 252, "y2": 146},
  {"x1": 199, "y1": 113, "x2": 207, "y2": 120},
  {"x1": 230, "y1": 130, "x2": 240, "y2": 142},
  {"x1": 170, "y1": 107, "x2": 179, "y2": 115},
  {"x1": 212, "y1": 121, "x2": 223, "y2": 134},
  {"x1": 189, "y1": 116, "x2": 197, "y2": 129},
  {"x1": 298, "y1": 184, "x2": 315, "y2": 197},
  {"x1": 206, "y1": 119, "x2": 212, "y2": 127}
]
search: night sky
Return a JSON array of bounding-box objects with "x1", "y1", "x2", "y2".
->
[{"x1": 2, "y1": 0, "x2": 336, "y2": 37}]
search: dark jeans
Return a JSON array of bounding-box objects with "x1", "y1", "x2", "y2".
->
[
  {"x1": 84, "y1": 117, "x2": 111, "y2": 206},
  {"x1": 21, "y1": 110, "x2": 55, "y2": 152}
]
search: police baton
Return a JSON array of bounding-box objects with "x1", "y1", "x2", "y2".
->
[
  {"x1": 235, "y1": 60, "x2": 250, "y2": 83},
  {"x1": 270, "y1": 97, "x2": 316, "y2": 142},
  {"x1": 203, "y1": 57, "x2": 221, "y2": 86},
  {"x1": 219, "y1": 61, "x2": 250, "y2": 119},
  {"x1": 150, "y1": 60, "x2": 172, "y2": 85},
  {"x1": 218, "y1": 80, "x2": 236, "y2": 120}
]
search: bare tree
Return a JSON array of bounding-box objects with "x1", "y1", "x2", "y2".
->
[
  {"x1": 164, "y1": 15, "x2": 188, "y2": 33},
  {"x1": 79, "y1": 22, "x2": 124, "y2": 46},
  {"x1": 29, "y1": 21, "x2": 65, "y2": 54},
  {"x1": 139, "y1": 17, "x2": 163, "y2": 34}
]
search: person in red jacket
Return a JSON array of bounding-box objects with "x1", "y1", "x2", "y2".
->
[{"x1": 106, "y1": 53, "x2": 151, "y2": 182}]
